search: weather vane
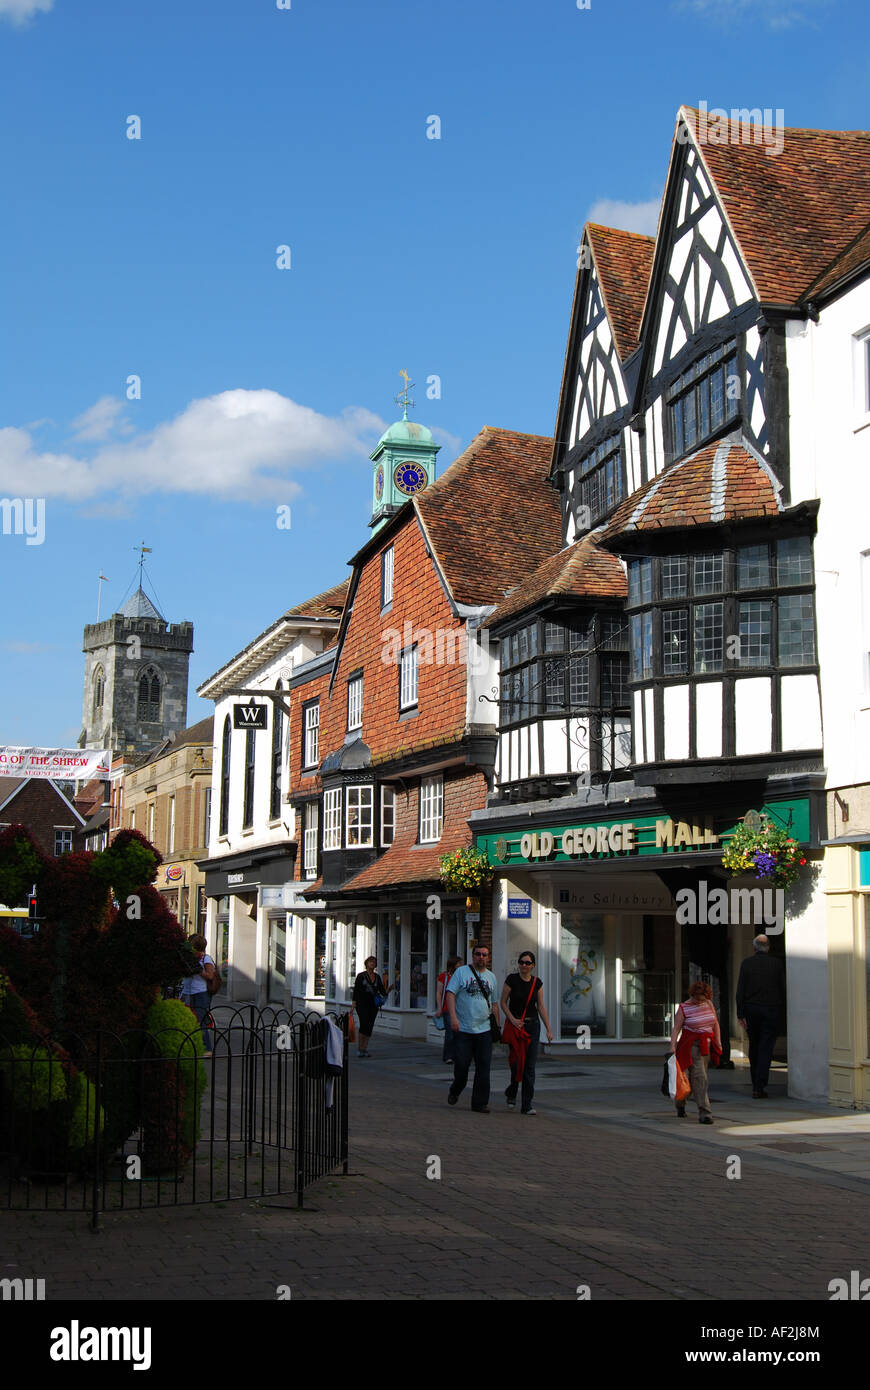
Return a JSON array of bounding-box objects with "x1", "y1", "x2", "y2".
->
[
  {"x1": 394, "y1": 369, "x2": 415, "y2": 421},
  {"x1": 134, "y1": 540, "x2": 152, "y2": 587}
]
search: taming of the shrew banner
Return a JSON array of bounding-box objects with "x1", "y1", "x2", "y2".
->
[{"x1": 0, "y1": 747, "x2": 111, "y2": 779}]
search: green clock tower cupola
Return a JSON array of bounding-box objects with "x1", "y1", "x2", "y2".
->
[{"x1": 370, "y1": 372, "x2": 440, "y2": 531}]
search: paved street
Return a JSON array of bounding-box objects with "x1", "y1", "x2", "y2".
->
[{"x1": 3, "y1": 1036, "x2": 870, "y2": 1302}]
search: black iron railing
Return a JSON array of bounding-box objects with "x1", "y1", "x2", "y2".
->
[{"x1": 0, "y1": 1006, "x2": 349, "y2": 1227}]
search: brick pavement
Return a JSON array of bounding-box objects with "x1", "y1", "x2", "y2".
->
[{"x1": 3, "y1": 1038, "x2": 869, "y2": 1301}]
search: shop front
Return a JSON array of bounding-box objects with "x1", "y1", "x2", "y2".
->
[
  {"x1": 199, "y1": 845, "x2": 296, "y2": 1005},
  {"x1": 474, "y1": 790, "x2": 823, "y2": 1068}
]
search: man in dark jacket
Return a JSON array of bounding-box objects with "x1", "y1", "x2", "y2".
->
[{"x1": 736, "y1": 935, "x2": 786, "y2": 1098}]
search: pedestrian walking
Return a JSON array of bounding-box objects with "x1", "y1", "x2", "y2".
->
[
  {"x1": 435, "y1": 955, "x2": 462, "y2": 1064},
  {"x1": 736, "y1": 934, "x2": 786, "y2": 1098},
  {"x1": 352, "y1": 955, "x2": 388, "y2": 1058},
  {"x1": 180, "y1": 933, "x2": 216, "y2": 1057},
  {"x1": 499, "y1": 951, "x2": 553, "y2": 1115},
  {"x1": 445, "y1": 946, "x2": 500, "y2": 1113},
  {"x1": 669, "y1": 980, "x2": 722, "y2": 1124}
]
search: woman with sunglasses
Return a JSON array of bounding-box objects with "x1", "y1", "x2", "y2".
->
[{"x1": 499, "y1": 951, "x2": 553, "y2": 1115}]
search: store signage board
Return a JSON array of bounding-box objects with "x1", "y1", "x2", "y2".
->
[
  {"x1": 227, "y1": 872, "x2": 245, "y2": 885},
  {"x1": 233, "y1": 703, "x2": 268, "y2": 730},
  {"x1": 479, "y1": 798, "x2": 811, "y2": 869},
  {"x1": 0, "y1": 746, "x2": 111, "y2": 779},
  {"x1": 507, "y1": 898, "x2": 532, "y2": 918},
  {"x1": 260, "y1": 887, "x2": 284, "y2": 908}
]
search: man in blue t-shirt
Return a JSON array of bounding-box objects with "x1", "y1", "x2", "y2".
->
[{"x1": 445, "y1": 947, "x2": 500, "y2": 1113}]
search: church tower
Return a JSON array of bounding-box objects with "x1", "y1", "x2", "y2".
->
[
  {"x1": 370, "y1": 373, "x2": 440, "y2": 532},
  {"x1": 80, "y1": 566, "x2": 194, "y2": 756}
]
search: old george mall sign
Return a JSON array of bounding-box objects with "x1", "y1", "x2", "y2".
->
[{"x1": 477, "y1": 799, "x2": 811, "y2": 868}]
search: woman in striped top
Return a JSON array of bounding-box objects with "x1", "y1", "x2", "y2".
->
[{"x1": 669, "y1": 980, "x2": 722, "y2": 1124}]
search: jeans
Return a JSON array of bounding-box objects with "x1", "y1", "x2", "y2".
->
[
  {"x1": 505, "y1": 1018, "x2": 540, "y2": 1111},
  {"x1": 449, "y1": 1030, "x2": 493, "y2": 1109},
  {"x1": 183, "y1": 992, "x2": 211, "y2": 1052},
  {"x1": 744, "y1": 1004, "x2": 780, "y2": 1090},
  {"x1": 442, "y1": 1026, "x2": 457, "y2": 1065}
]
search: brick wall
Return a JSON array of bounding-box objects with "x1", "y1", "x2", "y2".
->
[
  {"x1": 0, "y1": 782, "x2": 85, "y2": 862},
  {"x1": 321, "y1": 517, "x2": 468, "y2": 766}
]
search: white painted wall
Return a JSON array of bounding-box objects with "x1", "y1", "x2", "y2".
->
[
  {"x1": 734, "y1": 676, "x2": 772, "y2": 755},
  {"x1": 786, "y1": 280, "x2": 870, "y2": 788}
]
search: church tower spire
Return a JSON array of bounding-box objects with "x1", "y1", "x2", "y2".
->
[{"x1": 79, "y1": 549, "x2": 194, "y2": 756}]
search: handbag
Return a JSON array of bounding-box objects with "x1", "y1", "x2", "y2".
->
[
  {"x1": 433, "y1": 970, "x2": 453, "y2": 1031},
  {"x1": 501, "y1": 975, "x2": 537, "y2": 1049},
  {"x1": 468, "y1": 964, "x2": 501, "y2": 1042}
]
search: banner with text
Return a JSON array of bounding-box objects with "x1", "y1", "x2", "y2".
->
[{"x1": 0, "y1": 747, "x2": 111, "y2": 780}]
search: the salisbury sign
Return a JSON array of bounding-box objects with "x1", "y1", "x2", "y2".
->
[{"x1": 0, "y1": 747, "x2": 111, "y2": 780}]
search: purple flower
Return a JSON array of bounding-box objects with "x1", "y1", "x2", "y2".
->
[{"x1": 753, "y1": 850, "x2": 777, "y2": 879}]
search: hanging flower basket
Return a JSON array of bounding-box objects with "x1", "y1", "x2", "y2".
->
[
  {"x1": 439, "y1": 847, "x2": 494, "y2": 896},
  {"x1": 721, "y1": 818, "x2": 807, "y2": 890}
]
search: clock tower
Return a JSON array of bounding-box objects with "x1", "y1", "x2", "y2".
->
[{"x1": 369, "y1": 376, "x2": 440, "y2": 532}]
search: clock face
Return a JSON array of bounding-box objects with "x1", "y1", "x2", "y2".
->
[
  {"x1": 375, "y1": 464, "x2": 384, "y2": 501},
  {"x1": 394, "y1": 461, "x2": 428, "y2": 496}
]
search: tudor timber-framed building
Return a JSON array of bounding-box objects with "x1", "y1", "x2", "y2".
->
[{"x1": 472, "y1": 107, "x2": 870, "y2": 1103}]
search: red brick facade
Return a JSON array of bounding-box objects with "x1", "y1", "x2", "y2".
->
[{"x1": 0, "y1": 779, "x2": 85, "y2": 863}]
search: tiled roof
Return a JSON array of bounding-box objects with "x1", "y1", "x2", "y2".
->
[
  {"x1": 683, "y1": 107, "x2": 870, "y2": 304},
  {"x1": 283, "y1": 579, "x2": 349, "y2": 621},
  {"x1": 598, "y1": 438, "x2": 782, "y2": 545},
  {"x1": 119, "y1": 587, "x2": 164, "y2": 621},
  {"x1": 140, "y1": 716, "x2": 214, "y2": 767},
  {"x1": 587, "y1": 224, "x2": 656, "y2": 360},
  {"x1": 331, "y1": 795, "x2": 482, "y2": 897},
  {"x1": 484, "y1": 533, "x2": 627, "y2": 629},
  {"x1": 415, "y1": 428, "x2": 560, "y2": 606},
  {"x1": 803, "y1": 218, "x2": 870, "y2": 300}
]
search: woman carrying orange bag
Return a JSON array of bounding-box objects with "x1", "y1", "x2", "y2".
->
[{"x1": 669, "y1": 980, "x2": 722, "y2": 1124}]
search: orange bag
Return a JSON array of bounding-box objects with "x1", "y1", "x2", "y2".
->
[
  {"x1": 346, "y1": 1010, "x2": 357, "y2": 1043},
  {"x1": 675, "y1": 1059, "x2": 691, "y2": 1102}
]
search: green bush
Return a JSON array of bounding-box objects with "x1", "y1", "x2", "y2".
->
[
  {"x1": 67, "y1": 1072, "x2": 104, "y2": 1157},
  {"x1": 141, "y1": 998, "x2": 207, "y2": 1172},
  {"x1": 0, "y1": 1044, "x2": 67, "y2": 1110}
]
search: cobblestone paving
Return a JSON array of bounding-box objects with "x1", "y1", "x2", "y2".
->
[{"x1": 3, "y1": 1040, "x2": 869, "y2": 1301}]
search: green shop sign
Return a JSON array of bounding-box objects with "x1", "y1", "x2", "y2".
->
[{"x1": 476, "y1": 799, "x2": 811, "y2": 869}]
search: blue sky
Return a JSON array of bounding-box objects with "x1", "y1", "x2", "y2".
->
[{"x1": 1, "y1": 0, "x2": 868, "y2": 745}]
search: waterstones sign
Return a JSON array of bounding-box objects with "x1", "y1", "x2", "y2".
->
[
  {"x1": 0, "y1": 747, "x2": 111, "y2": 780},
  {"x1": 479, "y1": 799, "x2": 811, "y2": 869}
]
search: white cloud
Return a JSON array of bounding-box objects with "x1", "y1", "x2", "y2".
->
[
  {"x1": 675, "y1": 0, "x2": 831, "y2": 28},
  {"x1": 585, "y1": 199, "x2": 661, "y2": 237},
  {"x1": 0, "y1": 390, "x2": 387, "y2": 505},
  {"x1": 430, "y1": 426, "x2": 463, "y2": 458},
  {"x1": 71, "y1": 396, "x2": 133, "y2": 443},
  {"x1": 0, "y1": 0, "x2": 53, "y2": 24}
]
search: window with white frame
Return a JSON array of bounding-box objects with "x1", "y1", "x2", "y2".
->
[
  {"x1": 400, "y1": 645, "x2": 418, "y2": 710},
  {"x1": 148, "y1": 803, "x2": 155, "y2": 841},
  {"x1": 323, "y1": 789, "x2": 342, "y2": 850},
  {"x1": 168, "y1": 796, "x2": 176, "y2": 853},
  {"x1": 54, "y1": 828, "x2": 73, "y2": 856},
  {"x1": 346, "y1": 785, "x2": 374, "y2": 848},
  {"x1": 381, "y1": 785, "x2": 396, "y2": 845},
  {"x1": 303, "y1": 701, "x2": 319, "y2": 768},
  {"x1": 303, "y1": 802, "x2": 319, "y2": 878},
  {"x1": 203, "y1": 788, "x2": 211, "y2": 848},
  {"x1": 381, "y1": 546, "x2": 394, "y2": 608},
  {"x1": 420, "y1": 775, "x2": 443, "y2": 843},
  {"x1": 347, "y1": 675, "x2": 363, "y2": 732}
]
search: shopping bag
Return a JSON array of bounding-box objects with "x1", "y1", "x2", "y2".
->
[{"x1": 667, "y1": 1053, "x2": 692, "y2": 1101}]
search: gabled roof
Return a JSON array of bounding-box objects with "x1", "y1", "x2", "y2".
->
[
  {"x1": 140, "y1": 716, "x2": 214, "y2": 768},
  {"x1": 598, "y1": 438, "x2": 782, "y2": 546},
  {"x1": 587, "y1": 224, "x2": 656, "y2": 360},
  {"x1": 283, "y1": 580, "x2": 349, "y2": 621},
  {"x1": 681, "y1": 107, "x2": 870, "y2": 305},
  {"x1": 415, "y1": 427, "x2": 560, "y2": 606},
  {"x1": 484, "y1": 533, "x2": 627, "y2": 629},
  {"x1": 0, "y1": 777, "x2": 87, "y2": 825}
]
